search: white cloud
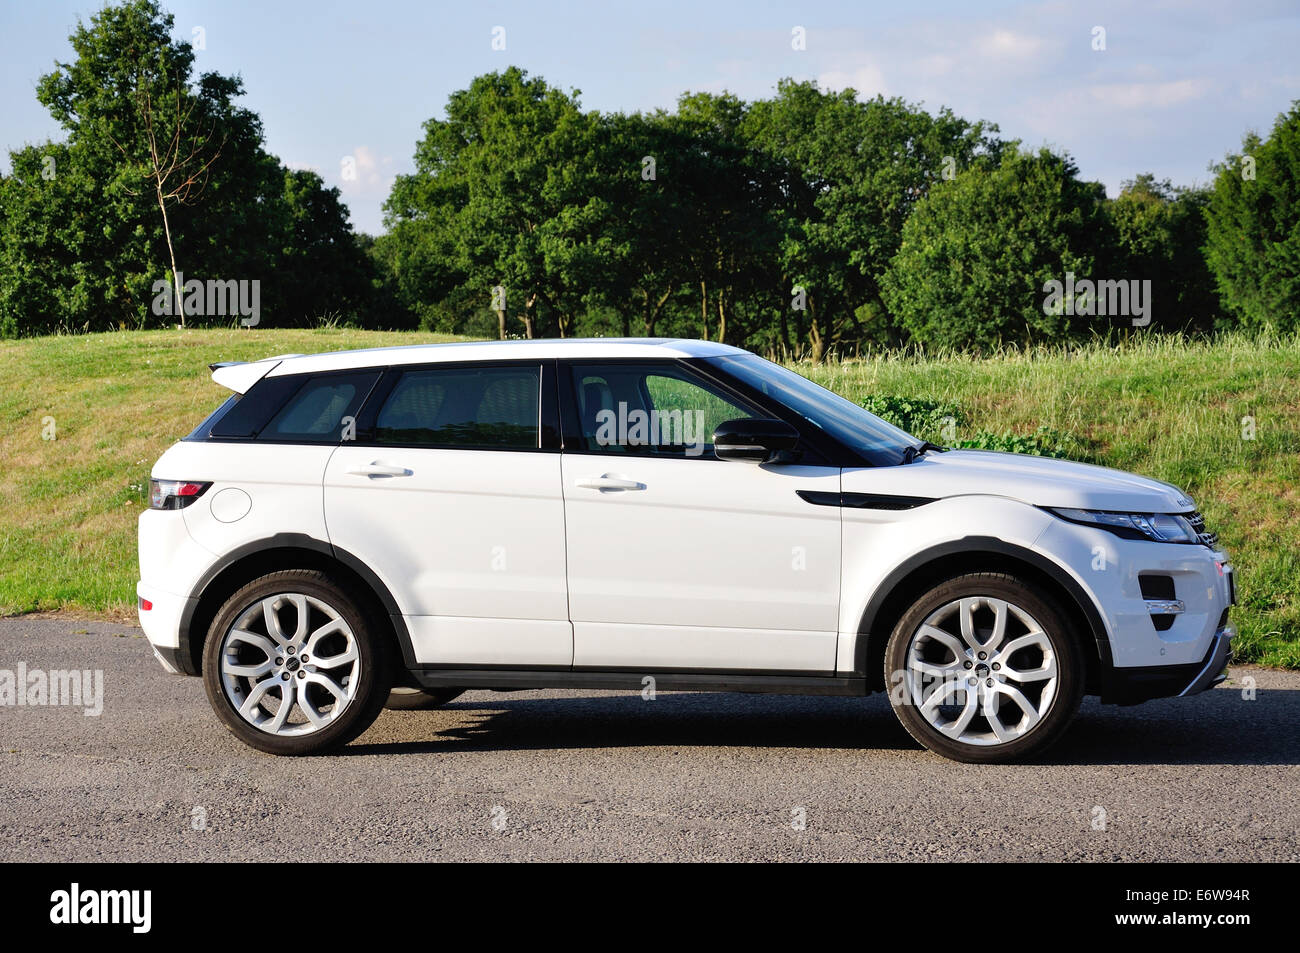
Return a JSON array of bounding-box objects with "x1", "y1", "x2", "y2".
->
[
  {"x1": 340, "y1": 144, "x2": 395, "y2": 197},
  {"x1": 982, "y1": 28, "x2": 1048, "y2": 60},
  {"x1": 1089, "y1": 79, "x2": 1210, "y2": 109},
  {"x1": 816, "y1": 63, "x2": 888, "y2": 98}
]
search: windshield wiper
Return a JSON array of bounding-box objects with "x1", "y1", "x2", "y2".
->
[{"x1": 899, "y1": 441, "x2": 947, "y2": 465}]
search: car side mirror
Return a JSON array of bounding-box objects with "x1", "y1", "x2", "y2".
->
[{"x1": 713, "y1": 418, "x2": 800, "y2": 463}]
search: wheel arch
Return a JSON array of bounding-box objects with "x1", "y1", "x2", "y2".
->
[
  {"x1": 854, "y1": 537, "x2": 1112, "y2": 694},
  {"x1": 177, "y1": 533, "x2": 415, "y2": 676}
]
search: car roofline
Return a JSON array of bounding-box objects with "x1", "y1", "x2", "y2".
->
[{"x1": 251, "y1": 338, "x2": 747, "y2": 377}]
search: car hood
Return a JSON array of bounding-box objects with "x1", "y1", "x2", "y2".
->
[{"x1": 842, "y1": 449, "x2": 1194, "y2": 513}]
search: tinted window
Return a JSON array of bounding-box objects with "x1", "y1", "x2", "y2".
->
[
  {"x1": 257, "y1": 372, "x2": 379, "y2": 443},
  {"x1": 569, "y1": 363, "x2": 758, "y2": 457},
  {"x1": 188, "y1": 394, "x2": 240, "y2": 440},
  {"x1": 710, "y1": 354, "x2": 918, "y2": 465},
  {"x1": 374, "y1": 365, "x2": 540, "y2": 449},
  {"x1": 208, "y1": 376, "x2": 303, "y2": 439}
]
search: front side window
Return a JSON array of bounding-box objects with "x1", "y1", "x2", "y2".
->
[
  {"x1": 374, "y1": 365, "x2": 541, "y2": 450},
  {"x1": 568, "y1": 362, "x2": 759, "y2": 457},
  {"x1": 709, "y1": 354, "x2": 918, "y2": 465}
]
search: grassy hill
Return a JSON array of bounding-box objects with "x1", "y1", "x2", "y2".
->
[{"x1": 1, "y1": 329, "x2": 1296, "y2": 667}]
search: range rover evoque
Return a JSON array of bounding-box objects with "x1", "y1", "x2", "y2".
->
[{"x1": 138, "y1": 339, "x2": 1235, "y2": 762}]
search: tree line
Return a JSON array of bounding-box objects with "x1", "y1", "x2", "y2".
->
[{"x1": 3, "y1": 1, "x2": 1298, "y2": 356}]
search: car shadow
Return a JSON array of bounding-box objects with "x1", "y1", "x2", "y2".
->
[
  {"x1": 1041, "y1": 687, "x2": 1300, "y2": 766},
  {"x1": 349, "y1": 692, "x2": 913, "y2": 755},
  {"x1": 342, "y1": 684, "x2": 1299, "y2": 766}
]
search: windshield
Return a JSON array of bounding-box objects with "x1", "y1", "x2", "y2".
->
[{"x1": 709, "y1": 354, "x2": 919, "y2": 466}]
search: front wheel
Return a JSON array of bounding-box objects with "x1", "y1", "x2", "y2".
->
[
  {"x1": 885, "y1": 572, "x2": 1084, "y2": 764},
  {"x1": 202, "y1": 570, "x2": 393, "y2": 755}
]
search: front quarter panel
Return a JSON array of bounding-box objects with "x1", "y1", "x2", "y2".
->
[{"x1": 836, "y1": 492, "x2": 1061, "y2": 672}]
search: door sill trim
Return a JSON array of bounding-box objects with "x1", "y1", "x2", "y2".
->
[{"x1": 409, "y1": 668, "x2": 867, "y2": 696}]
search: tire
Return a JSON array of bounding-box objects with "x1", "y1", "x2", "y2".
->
[
  {"x1": 202, "y1": 569, "x2": 393, "y2": 755},
  {"x1": 884, "y1": 572, "x2": 1084, "y2": 764},
  {"x1": 384, "y1": 687, "x2": 465, "y2": 711}
]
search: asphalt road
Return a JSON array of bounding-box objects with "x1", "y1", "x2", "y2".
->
[{"x1": 1, "y1": 618, "x2": 1296, "y2": 862}]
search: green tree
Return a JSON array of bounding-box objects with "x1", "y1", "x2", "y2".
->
[
  {"x1": 386, "y1": 68, "x2": 599, "y2": 338},
  {"x1": 266, "y1": 169, "x2": 390, "y2": 326},
  {"x1": 881, "y1": 148, "x2": 1110, "y2": 351},
  {"x1": 0, "y1": 142, "x2": 100, "y2": 335},
  {"x1": 583, "y1": 111, "x2": 689, "y2": 338},
  {"x1": 745, "y1": 80, "x2": 1002, "y2": 358},
  {"x1": 671, "y1": 91, "x2": 784, "y2": 346},
  {"x1": 0, "y1": 0, "x2": 380, "y2": 335},
  {"x1": 1110, "y1": 174, "x2": 1222, "y2": 333},
  {"x1": 1205, "y1": 101, "x2": 1300, "y2": 332},
  {"x1": 31, "y1": 0, "x2": 246, "y2": 328}
]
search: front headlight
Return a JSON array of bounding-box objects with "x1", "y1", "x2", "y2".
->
[{"x1": 1049, "y1": 508, "x2": 1200, "y2": 543}]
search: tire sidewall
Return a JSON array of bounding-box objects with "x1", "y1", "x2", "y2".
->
[
  {"x1": 202, "y1": 571, "x2": 392, "y2": 755},
  {"x1": 885, "y1": 574, "x2": 1084, "y2": 764}
]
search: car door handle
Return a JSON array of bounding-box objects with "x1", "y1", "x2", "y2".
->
[
  {"x1": 346, "y1": 463, "x2": 412, "y2": 477},
  {"x1": 575, "y1": 476, "x2": 645, "y2": 491}
]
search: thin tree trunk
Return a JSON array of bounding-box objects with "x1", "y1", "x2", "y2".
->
[
  {"x1": 522, "y1": 292, "x2": 537, "y2": 338},
  {"x1": 808, "y1": 297, "x2": 825, "y2": 363},
  {"x1": 644, "y1": 288, "x2": 672, "y2": 337},
  {"x1": 700, "y1": 280, "x2": 709, "y2": 340},
  {"x1": 157, "y1": 189, "x2": 184, "y2": 328}
]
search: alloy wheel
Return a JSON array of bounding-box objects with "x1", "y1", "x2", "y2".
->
[
  {"x1": 903, "y1": 596, "x2": 1059, "y2": 747},
  {"x1": 218, "y1": 593, "x2": 361, "y2": 736}
]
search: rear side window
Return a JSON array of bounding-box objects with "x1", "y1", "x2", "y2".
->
[
  {"x1": 208, "y1": 376, "x2": 303, "y2": 439},
  {"x1": 374, "y1": 365, "x2": 540, "y2": 449},
  {"x1": 187, "y1": 394, "x2": 240, "y2": 440},
  {"x1": 259, "y1": 372, "x2": 379, "y2": 443}
]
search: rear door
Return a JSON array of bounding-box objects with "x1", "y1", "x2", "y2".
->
[{"x1": 324, "y1": 361, "x2": 571, "y2": 667}]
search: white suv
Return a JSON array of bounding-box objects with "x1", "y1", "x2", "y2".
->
[{"x1": 138, "y1": 339, "x2": 1235, "y2": 762}]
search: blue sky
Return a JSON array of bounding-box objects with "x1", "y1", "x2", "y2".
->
[{"x1": 3, "y1": 0, "x2": 1299, "y2": 234}]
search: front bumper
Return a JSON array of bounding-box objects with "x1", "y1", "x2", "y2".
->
[
  {"x1": 1102, "y1": 622, "x2": 1234, "y2": 705},
  {"x1": 1178, "y1": 625, "x2": 1235, "y2": 697}
]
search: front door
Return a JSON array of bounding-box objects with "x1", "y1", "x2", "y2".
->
[{"x1": 559, "y1": 360, "x2": 841, "y2": 672}]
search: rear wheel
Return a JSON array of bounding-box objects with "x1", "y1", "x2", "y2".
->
[
  {"x1": 885, "y1": 572, "x2": 1084, "y2": 763},
  {"x1": 384, "y1": 687, "x2": 465, "y2": 710},
  {"x1": 202, "y1": 570, "x2": 392, "y2": 755}
]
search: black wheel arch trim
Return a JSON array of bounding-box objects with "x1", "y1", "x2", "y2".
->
[
  {"x1": 176, "y1": 532, "x2": 417, "y2": 675},
  {"x1": 852, "y1": 536, "x2": 1116, "y2": 691}
]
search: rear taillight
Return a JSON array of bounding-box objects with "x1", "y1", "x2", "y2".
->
[{"x1": 149, "y1": 479, "x2": 212, "y2": 510}]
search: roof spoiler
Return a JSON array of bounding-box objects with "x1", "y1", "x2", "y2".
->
[
  {"x1": 208, "y1": 354, "x2": 303, "y2": 394},
  {"x1": 208, "y1": 358, "x2": 282, "y2": 394}
]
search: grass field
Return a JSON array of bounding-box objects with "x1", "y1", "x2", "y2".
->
[{"x1": 1, "y1": 329, "x2": 1296, "y2": 667}]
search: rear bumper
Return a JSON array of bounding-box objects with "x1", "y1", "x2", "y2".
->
[
  {"x1": 137, "y1": 580, "x2": 199, "y2": 676},
  {"x1": 1102, "y1": 624, "x2": 1234, "y2": 705}
]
